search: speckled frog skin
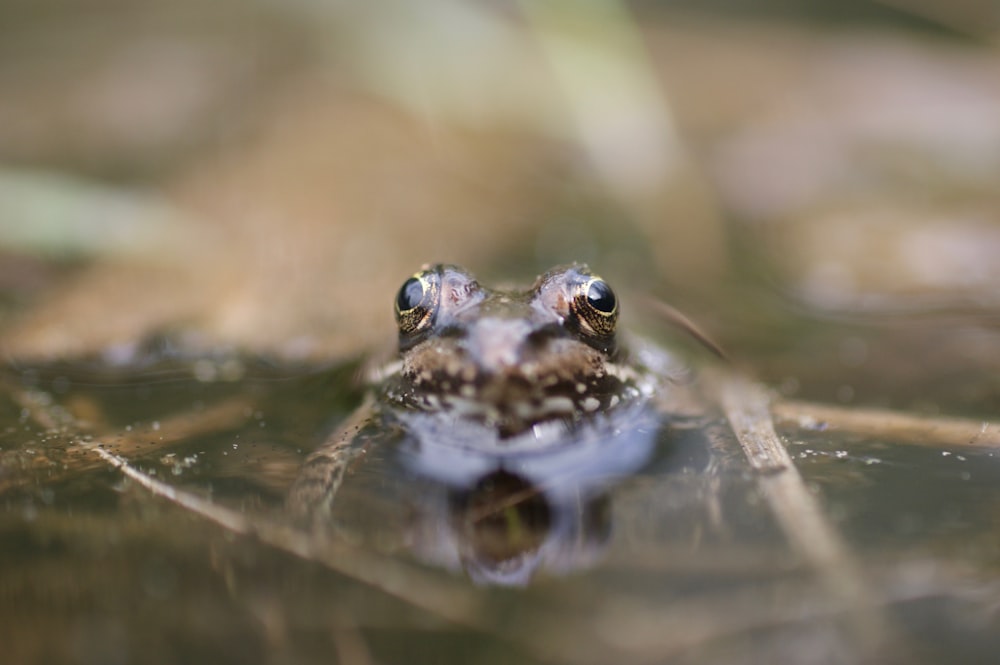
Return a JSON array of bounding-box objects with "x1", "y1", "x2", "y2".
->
[
  {"x1": 376, "y1": 264, "x2": 652, "y2": 437},
  {"x1": 287, "y1": 264, "x2": 693, "y2": 584}
]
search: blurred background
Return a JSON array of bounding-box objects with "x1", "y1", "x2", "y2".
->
[
  {"x1": 1, "y1": 0, "x2": 999, "y2": 407},
  {"x1": 3, "y1": 3, "x2": 1000, "y2": 664}
]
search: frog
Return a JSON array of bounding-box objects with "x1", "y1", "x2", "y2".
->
[
  {"x1": 286, "y1": 263, "x2": 712, "y2": 584},
  {"x1": 380, "y1": 263, "x2": 655, "y2": 435}
]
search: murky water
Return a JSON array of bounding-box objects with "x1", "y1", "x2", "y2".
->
[
  {"x1": 3, "y1": 340, "x2": 1000, "y2": 665},
  {"x1": 2, "y1": 1, "x2": 1000, "y2": 662}
]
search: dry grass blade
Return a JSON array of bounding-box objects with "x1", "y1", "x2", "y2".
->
[
  {"x1": 639, "y1": 295, "x2": 729, "y2": 361},
  {"x1": 774, "y1": 400, "x2": 1000, "y2": 448},
  {"x1": 90, "y1": 435, "x2": 891, "y2": 665},
  {"x1": 92, "y1": 440, "x2": 645, "y2": 663},
  {"x1": 90, "y1": 444, "x2": 492, "y2": 619}
]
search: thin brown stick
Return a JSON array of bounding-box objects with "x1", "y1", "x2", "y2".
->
[
  {"x1": 774, "y1": 400, "x2": 1000, "y2": 448},
  {"x1": 94, "y1": 439, "x2": 947, "y2": 665},
  {"x1": 638, "y1": 295, "x2": 729, "y2": 361},
  {"x1": 92, "y1": 443, "x2": 489, "y2": 621},
  {"x1": 715, "y1": 373, "x2": 893, "y2": 656}
]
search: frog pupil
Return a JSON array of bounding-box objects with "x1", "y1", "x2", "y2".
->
[
  {"x1": 586, "y1": 280, "x2": 615, "y2": 314},
  {"x1": 397, "y1": 277, "x2": 425, "y2": 312}
]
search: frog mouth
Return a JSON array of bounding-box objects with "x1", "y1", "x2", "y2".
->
[{"x1": 386, "y1": 340, "x2": 644, "y2": 435}]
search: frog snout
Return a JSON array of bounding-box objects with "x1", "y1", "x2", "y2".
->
[{"x1": 464, "y1": 319, "x2": 536, "y2": 374}]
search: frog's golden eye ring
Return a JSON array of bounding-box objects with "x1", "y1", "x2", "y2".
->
[
  {"x1": 572, "y1": 277, "x2": 618, "y2": 339},
  {"x1": 394, "y1": 270, "x2": 440, "y2": 336}
]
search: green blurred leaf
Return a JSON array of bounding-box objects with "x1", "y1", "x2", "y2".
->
[{"x1": 0, "y1": 166, "x2": 190, "y2": 260}]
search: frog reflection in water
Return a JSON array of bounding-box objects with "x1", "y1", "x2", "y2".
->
[{"x1": 288, "y1": 264, "x2": 703, "y2": 585}]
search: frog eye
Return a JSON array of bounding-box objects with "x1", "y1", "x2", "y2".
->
[
  {"x1": 396, "y1": 277, "x2": 425, "y2": 313},
  {"x1": 394, "y1": 270, "x2": 440, "y2": 336},
  {"x1": 572, "y1": 277, "x2": 618, "y2": 340},
  {"x1": 585, "y1": 279, "x2": 617, "y2": 315}
]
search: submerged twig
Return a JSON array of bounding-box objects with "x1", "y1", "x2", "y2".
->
[
  {"x1": 92, "y1": 442, "x2": 488, "y2": 613},
  {"x1": 715, "y1": 373, "x2": 895, "y2": 657},
  {"x1": 93, "y1": 438, "x2": 944, "y2": 665},
  {"x1": 0, "y1": 371, "x2": 251, "y2": 493},
  {"x1": 774, "y1": 400, "x2": 1000, "y2": 448}
]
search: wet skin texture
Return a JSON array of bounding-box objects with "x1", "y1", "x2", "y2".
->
[
  {"x1": 287, "y1": 264, "x2": 677, "y2": 584},
  {"x1": 380, "y1": 264, "x2": 647, "y2": 437}
]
